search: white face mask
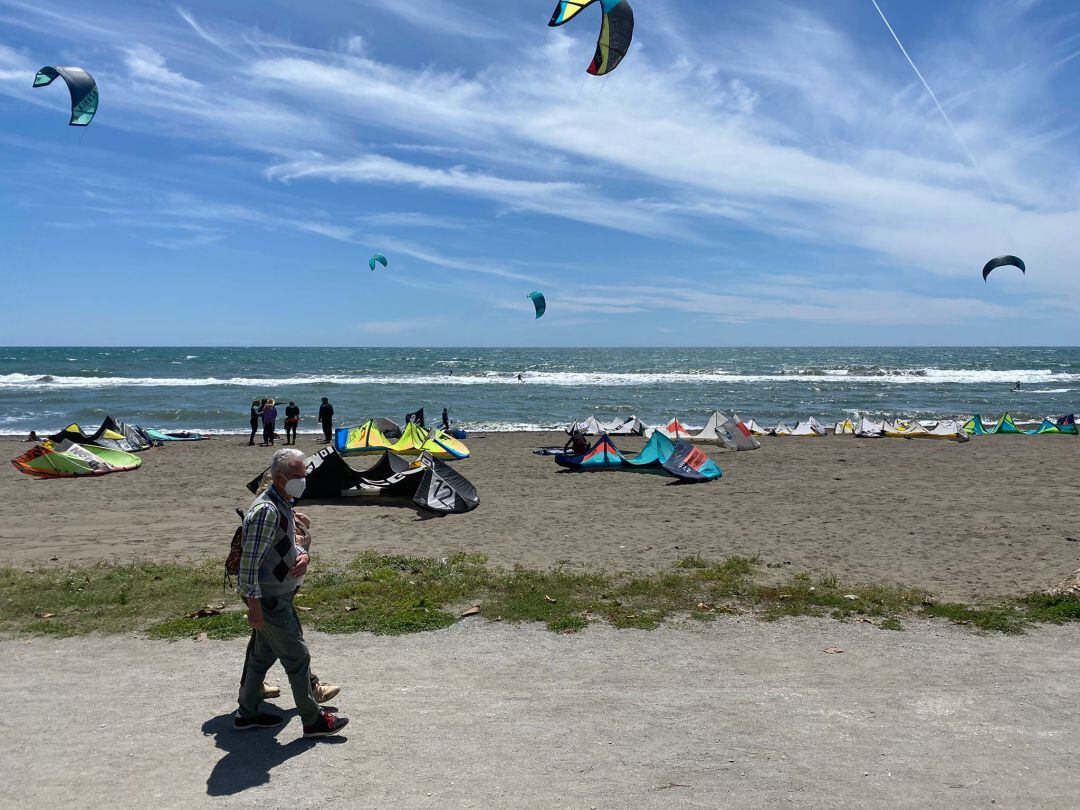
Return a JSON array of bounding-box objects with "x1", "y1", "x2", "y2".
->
[{"x1": 283, "y1": 476, "x2": 307, "y2": 499}]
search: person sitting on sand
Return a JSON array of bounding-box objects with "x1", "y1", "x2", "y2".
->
[
  {"x1": 284, "y1": 401, "x2": 300, "y2": 445},
  {"x1": 564, "y1": 430, "x2": 589, "y2": 455},
  {"x1": 24, "y1": 430, "x2": 39, "y2": 442},
  {"x1": 235, "y1": 448, "x2": 348, "y2": 736},
  {"x1": 261, "y1": 399, "x2": 278, "y2": 447}
]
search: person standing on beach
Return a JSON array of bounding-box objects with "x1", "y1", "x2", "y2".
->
[
  {"x1": 235, "y1": 448, "x2": 348, "y2": 737},
  {"x1": 284, "y1": 401, "x2": 300, "y2": 445},
  {"x1": 248, "y1": 400, "x2": 263, "y2": 446},
  {"x1": 442, "y1": 407, "x2": 450, "y2": 431},
  {"x1": 318, "y1": 397, "x2": 334, "y2": 443},
  {"x1": 262, "y1": 399, "x2": 278, "y2": 447}
]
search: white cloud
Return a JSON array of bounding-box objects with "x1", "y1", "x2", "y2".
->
[
  {"x1": 2, "y1": 0, "x2": 1078, "y2": 336},
  {"x1": 125, "y1": 44, "x2": 201, "y2": 88}
]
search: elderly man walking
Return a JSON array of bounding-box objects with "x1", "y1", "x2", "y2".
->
[{"x1": 234, "y1": 448, "x2": 348, "y2": 737}]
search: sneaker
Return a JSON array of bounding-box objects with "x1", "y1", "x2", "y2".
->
[
  {"x1": 261, "y1": 682, "x2": 281, "y2": 700},
  {"x1": 233, "y1": 711, "x2": 284, "y2": 730},
  {"x1": 313, "y1": 681, "x2": 341, "y2": 704},
  {"x1": 303, "y1": 710, "x2": 349, "y2": 738}
]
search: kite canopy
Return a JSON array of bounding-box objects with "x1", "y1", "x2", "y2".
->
[
  {"x1": 555, "y1": 433, "x2": 626, "y2": 470},
  {"x1": 33, "y1": 66, "x2": 98, "y2": 126},
  {"x1": 692, "y1": 411, "x2": 760, "y2": 451},
  {"x1": 625, "y1": 430, "x2": 675, "y2": 468},
  {"x1": 925, "y1": 420, "x2": 969, "y2": 441},
  {"x1": 336, "y1": 420, "x2": 395, "y2": 455},
  {"x1": 855, "y1": 417, "x2": 883, "y2": 438},
  {"x1": 987, "y1": 412, "x2": 1022, "y2": 435},
  {"x1": 982, "y1": 255, "x2": 1025, "y2": 282},
  {"x1": 659, "y1": 418, "x2": 692, "y2": 440},
  {"x1": 369, "y1": 252, "x2": 388, "y2": 271},
  {"x1": 246, "y1": 447, "x2": 478, "y2": 513},
  {"x1": 527, "y1": 291, "x2": 546, "y2": 319},
  {"x1": 661, "y1": 440, "x2": 722, "y2": 483},
  {"x1": 138, "y1": 427, "x2": 205, "y2": 442},
  {"x1": 962, "y1": 415, "x2": 987, "y2": 436},
  {"x1": 549, "y1": 0, "x2": 634, "y2": 76},
  {"x1": 49, "y1": 417, "x2": 143, "y2": 453},
  {"x1": 12, "y1": 441, "x2": 140, "y2": 478}
]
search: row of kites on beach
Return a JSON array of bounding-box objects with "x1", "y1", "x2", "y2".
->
[
  {"x1": 9, "y1": 414, "x2": 479, "y2": 514},
  {"x1": 10, "y1": 416, "x2": 207, "y2": 479},
  {"x1": 565, "y1": 411, "x2": 1078, "y2": 444},
  {"x1": 30, "y1": 0, "x2": 1028, "y2": 286}
]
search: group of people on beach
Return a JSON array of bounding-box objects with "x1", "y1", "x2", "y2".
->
[{"x1": 248, "y1": 397, "x2": 335, "y2": 447}]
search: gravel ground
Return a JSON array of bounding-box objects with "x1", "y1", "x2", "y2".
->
[{"x1": 1, "y1": 618, "x2": 1077, "y2": 809}]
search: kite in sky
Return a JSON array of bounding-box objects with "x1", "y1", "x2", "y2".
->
[
  {"x1": 369, "y1": 252, "x2": 388, "y2": 271},
  {"x1": 527, "y1": 291, "x2": 547, "y2": 319},
  {"x1": 33, "y1": 66, "x2": 98, "y2": 126},
  {"x1": 548, "y1": 0, "x2": 634, "y2": 77},
  {"x1": 982, "y1": 256, "x2": 1025, "y2": 282}
]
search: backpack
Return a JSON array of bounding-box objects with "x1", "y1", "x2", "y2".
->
[{"x1": 224, "y1": 508, "x2": 245, "y2": 587}]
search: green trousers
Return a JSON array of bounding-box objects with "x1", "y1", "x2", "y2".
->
[{"x1": 237, "y1": 593, "x2": 321, "y2": 725}]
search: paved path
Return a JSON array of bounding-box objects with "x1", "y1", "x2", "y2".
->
[{"x1": 1, "y1": 619, "x2": 1077, "y2": 808}]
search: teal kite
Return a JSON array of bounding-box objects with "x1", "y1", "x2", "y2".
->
[
  {"x1": 527, "y1": 291, "x2": 546, "y2": 319},
  {"x1": 33, "y1": 66, "x2": 98, "y2": 126},
  {"x1": 369, "y1": 253, "x2": 388, "y2": 271}
]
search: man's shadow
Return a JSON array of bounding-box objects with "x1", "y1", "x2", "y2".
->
[{"x1": 202, "y1": 707, "x2": 346, "y2": 796}]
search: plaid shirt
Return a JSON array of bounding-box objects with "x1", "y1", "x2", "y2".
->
[{"x1": 237, "y1": 486, "x2": 305, "y2": 599}]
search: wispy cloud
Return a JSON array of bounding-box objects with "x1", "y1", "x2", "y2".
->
[
  {"x1": 364, "y1": 0, "x2": 512, "y2": 41},
  {"x1": 1, "y1": 0, "x2": 1078, "y2": 343}
]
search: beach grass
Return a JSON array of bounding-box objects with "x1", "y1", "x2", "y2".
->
[{"x1": 1, "y1": 554, "x2": 1077, "y2": 640}]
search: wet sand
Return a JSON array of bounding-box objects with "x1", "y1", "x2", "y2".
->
[{"x1": 3, "y1": 433, "x2": 1079, "y2": 601}]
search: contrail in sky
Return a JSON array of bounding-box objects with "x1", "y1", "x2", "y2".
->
[{"x1": 869, "y1": 0, "x2": 998, "y2": 196}]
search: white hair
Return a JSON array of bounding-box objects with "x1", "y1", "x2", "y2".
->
[{"x1": 270, "y1": 448, "x2": 305, "y2": 477}]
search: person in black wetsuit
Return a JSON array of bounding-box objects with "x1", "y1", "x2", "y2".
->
[
  {"x1": 248, "y1": 399, "x2": 263, "y2": 446},
  {"x1": 284, "y1": 401, "x2": 300, "y2": 445},
  {"x1": 318, "y1": 397, "x2": 334, "y2": 443},
  {"x1": 441, "y1": 407, "x2": 450, "y2": 431}
]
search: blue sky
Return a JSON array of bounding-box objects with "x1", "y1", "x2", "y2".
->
[{"x1": 0, "y1": 0, "x2": 1078, "y2": 346}]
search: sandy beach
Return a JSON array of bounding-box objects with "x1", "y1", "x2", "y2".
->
[{"x1": 4, "y1": 433, "x2": 1078, "y2": 601}]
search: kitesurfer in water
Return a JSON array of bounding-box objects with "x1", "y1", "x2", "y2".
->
[
  {"x1": 517, "y1": 373, "x2": 524, "y2": 383},
  {"x1": 1012, "y1": 381, "x2": 1022, "y2": 392}
]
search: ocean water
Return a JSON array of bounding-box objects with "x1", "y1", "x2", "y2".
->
[{"x1": 0, "y1": 347, "x2": 1077, "y2": 434}]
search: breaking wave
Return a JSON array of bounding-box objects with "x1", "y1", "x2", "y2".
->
[{"x1": 1, "y1": 368, "x2": 1077, "y2": 390}]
